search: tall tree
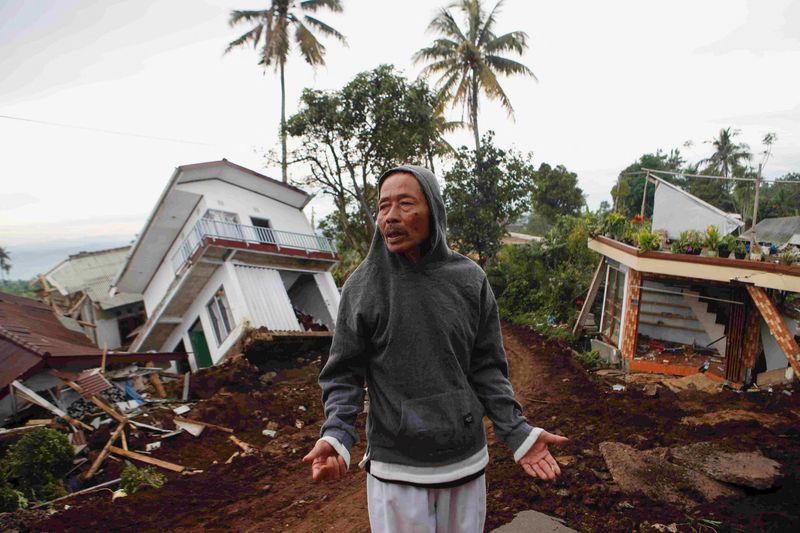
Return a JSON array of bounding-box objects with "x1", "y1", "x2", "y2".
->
[
  {"x1": 444, "y1": 132, "x2": 534, "y2": 267},
  {"x1": 0, "y1": 247, "x2": 10, "y2": 280},
  {"x1": 226, "y1": 0, "x2": 346, "y2": 183},
  {"x1": 287, "y1": 65, "x2": 446, "y2": 259},
  {"x1": 612, "y1": 149, "x2": 685, "y2": 218},
  {"x1": 702, "y1": 127, "x2": 751, "y2": 179},
  {"x1": 413, "y1": 0, "x2": 535, "y2": 152},
  {"x1": 530, "y1": 163, "x2": 585, "y2": 222}
]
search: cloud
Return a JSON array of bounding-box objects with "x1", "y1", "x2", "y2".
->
[{"x1": 695, "y1": 0, "x2": 800, "y2": 55}]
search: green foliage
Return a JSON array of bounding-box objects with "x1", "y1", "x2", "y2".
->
[
  {"x1": 0, "y1": 472, "x2": 26, "y2": 512},
  {"x1": 637, "y1": 230, "x2": 661, "y2": 253},
  {"x1": 670, "y1": 233, "x2": 688, "y2": 254},
  {"x1": 601, "y1": 212, "x2": 627, "y2": 241},
  {"x1": 120, "y1": 464, "x2": 167, "y2": 494},
  {"x1": 492, "y1": 215, "x2": 598, "y2": 338},
  {"x1": 611, "y1": 149, "x2": 685, "y2": 218},
  {"x1": 444, "y1": 132, "x2": 535, "y2": 267},
  {"x1": 530, "y1": 163, "x2": 585, "y2": 222},
  {"x1": 2, "y1": 428, "x2": 73, "y2": 501},
  {"x1": 578, "y1": 349, "x2": 602, "y2": 370},
  {"x1": 288, "y1": 65, "x2": 445, "y2": 272},
  {"x1": 0, "y1": 280, "x2": 37, "y2": 298},
  {"x1": 682, "y1": 230, "x2": 703, "y2": 254},
  {"x1": 734, "y1": 239, "x2": 746, "y2": 255},
  {"x1": 704, "y1": 225, "x2": 721, "y2": 249}
]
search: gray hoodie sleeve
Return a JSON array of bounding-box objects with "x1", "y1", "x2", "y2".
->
[
  {"x1": 469, "y1": 278, "x2": 535, "y2": 454},
  {"x1": 318, "y1": 290, "x2": 367, "y2": 454}
]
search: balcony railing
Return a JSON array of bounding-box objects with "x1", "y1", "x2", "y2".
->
[{"x1": 171, "y1": 218, "x2": 337, "y2": 273}]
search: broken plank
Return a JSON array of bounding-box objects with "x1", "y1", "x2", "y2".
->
[
  {"x1": 173, "y1": 416, "x2": 233, "y2": 433},
  {"x1": 51, "y1": 371, "x2": 129, "y2": 425},
  {"x1": 229, "y1": 435, "x2": 255, "y2": 453},
  {"x1": 182, "y1": 371, "x2": 191, "y2": 401},
  {"x1": 108, "y1": 446, "x2": 186, "y2": 472},
  {"x1": 83, "y1": 421, "x2": 127, "y2": 480},
  {"x1": 573, "y1": 258, "x2": 605, "y2": 336},
  {"x1": 11, "y1": 380, "x2": 93, "y2": 432},
  {"x1": 31, "y1": 478, "x2": 121, "y2": 510},
  {"x1": 146, "y1": 362, "x2": 167, "y2": 399}
]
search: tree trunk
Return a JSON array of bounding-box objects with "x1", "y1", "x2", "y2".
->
[
  {"x1": 280, "y1": 60, "x2": 288, "y2": 183},
  {"x1": 471, "y1": 73, "x2": 480, "y2": 154}
]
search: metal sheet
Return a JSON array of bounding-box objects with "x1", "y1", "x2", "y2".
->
[{"x1": 235, "y1": 265, "x2": 302, "y2": 332}]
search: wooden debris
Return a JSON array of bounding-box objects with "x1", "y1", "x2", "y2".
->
[
  {"x1": 51, "y1": 370, "x2": 129, "y2": 425},
  {"x1": 146, "y1": 362, "x2": 167, "y2": 399},
  {"x1": 108, "y1": 446, "x2": 186, "y2": 472},
  {"x1": 100, "y1": 345, "x2": 108, "y2": 374},
  {"x1": 83, "y1": 420, "x2": 127, "y2": 480},
  {"x1": 229, "y1": 435, "x2": 255, "y2": 454},
  {"x1": 173, "y1": 416, "x2": 233, "y2": 433},
  {"x1": 182, "y1": 371, "x2": 191, "y2": 401},
  {"x1": 31, "y1": 478, "x2": 121, "y2": 509},
  {"x1": 11, "y1": 380, "x2": 93, "y2": 432}
]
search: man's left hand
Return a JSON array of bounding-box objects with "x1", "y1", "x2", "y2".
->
[{"x1": 519, "y1": 430, "x2": 569, "y2": 480}]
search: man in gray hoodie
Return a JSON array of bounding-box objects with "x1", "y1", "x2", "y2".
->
[{"x1": 303, "y1": 165, "x2": 567, "y2": 532}]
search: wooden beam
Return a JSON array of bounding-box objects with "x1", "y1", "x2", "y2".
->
[
  {"x1": 146, "y1": 362, "x2": 167, "y2": 398},
  {"x1": 83, "y1": 420, "x2": 126, "y2": 480},
  {"x1": 108, "y1": 446, "x2": 186, "y2": 472},
  {"x1": 173, "y1": 416, "x2": 233, "y2": 433},
  {"x1": 66, "y1": 292, "x2": 88, "y2": 317},
  {"x1": 228, "y1": 435, "x2": 255, "y2": 453},
  {"x1": 11, "y1": 381, "x2": 93, "y2": 432},
  {"x1": 573, "y1": 258, "x2": 605, "y2": 336},
  {"x1": 745, "y1": 285, "x2": 800, "y2": 377},
  {"x1": 50, "y1": 370, "x2": 129, "y2": 426}
]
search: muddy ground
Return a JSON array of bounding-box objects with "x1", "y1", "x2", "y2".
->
[{"x1": 6, "y1": 323, "x2": 800, "y2": 532}]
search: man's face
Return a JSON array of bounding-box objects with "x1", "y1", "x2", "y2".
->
[{"x1": 377, "y1": 172, "x2": 431, "y2": 260}]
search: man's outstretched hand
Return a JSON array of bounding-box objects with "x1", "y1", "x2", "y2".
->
[
  {"x1": 519, "y1": 430, "x2": 569, "y2": 480},
  {"x1": 302, "y1": 440, "x2": 347, "y2": 482}
]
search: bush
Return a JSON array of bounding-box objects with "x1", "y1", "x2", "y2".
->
[
  {"x1": 2, "y1": 428, "x2": 73, "y2": 501},
  {"x1": 637, "y1": 230, "x2": 661, "y2": 253},
  {"x1": 120, "y1": 464, "x2": 166, "y2": 494},
  {"x1": 578, "y1": 349, "x2": 602, "y2": 370},
  {"x1": 0, "y1": 472, "x2": 26, "y2": 512}
]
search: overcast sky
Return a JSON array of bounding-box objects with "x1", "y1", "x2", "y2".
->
[{"x1": 2, "y1": 0, "x2": 799, "y2": 278}]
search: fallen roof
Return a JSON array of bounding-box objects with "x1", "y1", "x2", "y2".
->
[
  {"x1": 740, "y1": 216, "x2": 800, "y2": 246},
  {"x1": 44, "y1": 246, "x2": 142, "y2": 310},
  {"x1": 651, "y1": 176, "x2": 744, "y2": 239},
  {"x1": 0, "y1": 293, "x2": 185, "y2": 396}
]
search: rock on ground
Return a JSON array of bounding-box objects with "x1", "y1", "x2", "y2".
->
[
  {"x1": 491, "y1": 510, "x2": 580, "y2": 533},
  {"x1": 599, "y1": 442, "x2": 741, "y2": 508},
  {"x1": 666, "y1": 442, "x2": 782, "y2": 490}
]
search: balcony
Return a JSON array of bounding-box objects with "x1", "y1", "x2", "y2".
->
[{"x1": 171, "y1": 218, "x2": 337, "y2": 274}]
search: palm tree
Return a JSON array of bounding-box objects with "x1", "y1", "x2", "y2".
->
[
  {"x1": 0, "y1": 246, "x2": 10, "y2": 280},
  {"x1": 702, "y1": 127, "x2": 752, "y2": 178},
  {"x1": 413, "y1": 0, "x2": 535, "y2": 152},
  {"x1": 226, "y1": 1, "x2": 346, "y2": 183}
]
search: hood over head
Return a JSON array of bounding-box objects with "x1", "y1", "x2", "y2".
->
[{"x1": 366, "y1": 164, "x2": 451, "y2": 269}]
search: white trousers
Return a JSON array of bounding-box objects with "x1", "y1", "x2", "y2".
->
[{"x1": 367, "y1": 474, "x2": 486, "y2": 533}]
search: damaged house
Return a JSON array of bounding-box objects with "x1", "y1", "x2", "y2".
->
[
  {"x1": 112, "y1": 160, "x2": 340, "y2": 371},
  {"x1": 0, "y1": 292, "x2": 183, "y2": 424},
  {"x1": 31, "y1": 247, "x2": 145, "y2": 350},
  {"x1": 581, "y1": 176, "x2": 800, "y2": 388}
]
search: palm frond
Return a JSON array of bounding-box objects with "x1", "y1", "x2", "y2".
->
[
  {"x1": 485, "y1": 55, "x2": 537, "y2": 80},
  {"x1": 428, "y1": 8, "x2": 467, "y2": 42},
  {"x1": 300, "y1": 0, "x2": 344, "y2": 13},
  {"x1": 303, "y1": 15, "x2": 347, "y2": 44},
  {"x1": 476, "y1": 64, "x2": 514, "y2": 116},
  {"x1": 228, "y1": 9, "x2": 270, "y2": 27},
  {"x1": 262, "y1": 14, "x2": 290, "y2": 68},
  {"x1": 412, "y1": 39, "x2": 459, "y2": 63},
  {"x1": 295, "y1": 20, "x2": 326, "y2": 66},
  {"x1": 485, "y1": 31, "x2": 528, "y2": 55},
  {"x1": 225, "y1": 24, "x2": 264, "y2": 54},
  {"x1": 477, "y1": 0, "x2": 504, "y2": 46}
]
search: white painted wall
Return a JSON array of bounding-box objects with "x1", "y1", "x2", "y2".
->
[
  {"x1": 314, "y1": 273, "x2": 341, "y2": 327},
  {"x1": 289, "y1": 275, "x2": 334, "y2": 329}
]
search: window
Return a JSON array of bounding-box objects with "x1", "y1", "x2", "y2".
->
[
  {"x1": 207, "y1": 286, "x2": 234, "y2": 345},
  {"x1": 203, "y1": 209, "x2": 242, "y2": 240}
]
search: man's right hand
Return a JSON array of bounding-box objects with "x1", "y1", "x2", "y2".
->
[{"x1": 302, "y1": 439, "x2": 347, "y2": 482}]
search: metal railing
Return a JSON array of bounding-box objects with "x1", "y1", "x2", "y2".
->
[{"x1": 171, "y1": 218, "x2": 336, "y2": 273}]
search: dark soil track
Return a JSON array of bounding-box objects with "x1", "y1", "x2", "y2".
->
[{"x1": 11, "y1": 323, "x2": 800, "y2": 532}]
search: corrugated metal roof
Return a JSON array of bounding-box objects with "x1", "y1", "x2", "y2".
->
[
  {"x1": 235, "y1": 265, "x2": 302, "y2": 332},
  {"x1": 45, "y1": 247, "x2": 142, "y2": 310},
  {"x1": 740, "y1": 216, "x2": 800, "y2": 246}
]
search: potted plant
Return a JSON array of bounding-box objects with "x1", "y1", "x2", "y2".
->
[
  {"x1": 749, "y1": 244, "x2": 764, "y2": 261},
  {"x1": 703, "y1": 225, "x2": 721, "y2": 257},
  {"x1": 719, "y1": 234, "x2": 737, "y2": 258},
  {"x1": 637, "y1": 229, "x2": 661, "y2": 253},
  {"x1": 604, "y1": 212, "x2": 627, "y2": 241},
  {"x1": 733, "y1": 240, "x2": 747, "y2": 259},
  {"x1": 684, "y1": 230, "x2": 703, "y2": 255},
  {"x1": 670, "y1": 234, "x2": 688, "y2": 254}
]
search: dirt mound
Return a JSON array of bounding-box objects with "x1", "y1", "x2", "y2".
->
[{"x1": 187, "y1": 355, "x2": 263, "y2": 399}]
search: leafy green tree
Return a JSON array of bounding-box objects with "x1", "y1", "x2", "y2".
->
[
  {"x1": 287, "y1": 65, "x2": 445, "y2": 259},
  {"x1": 225, "y1": 0, "x2": 346, "y2": 183},
  {"x1": 761, "y1": 173, "x2": 800, "y2": 218},
  {"x1": 612, "y1": 149, "x2": 685, "y2": 218},
  {"x1": 413, "y1": 0, "x2": 535, "y2": 152},
  {"x1": 702, "y1": 127, "x2": 751, "y2": 179},
  {"x1": 444, "y1": 132, "x2": 534, "y2": 267},
  {"x1": 530, "y1": 163, "x2": 585, "y2": 222},
  {"x1": 0, "y1": 246, "x2": 10, "y2": 280}
]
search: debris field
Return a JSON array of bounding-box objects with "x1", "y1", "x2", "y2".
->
[{"x1": 2, "y1": 323, "x2": 799, "y2": 532}]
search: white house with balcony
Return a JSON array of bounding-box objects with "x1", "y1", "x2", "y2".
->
[{"x1": 112, "y1": 160, "x2": 340, "y2": 371}]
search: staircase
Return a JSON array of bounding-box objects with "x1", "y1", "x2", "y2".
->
[{"x1": 637, "y1": 281, "x2": 726, "y2": 356}]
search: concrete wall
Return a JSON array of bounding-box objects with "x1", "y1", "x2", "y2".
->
[
  {"x1": 761, "y1": 314, "x2": 798, "y2": 371},
  {"x1": 288, "y1": 274, "x2": 334, "y2": 329}
]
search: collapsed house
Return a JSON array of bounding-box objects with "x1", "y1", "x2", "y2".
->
[
  {"x1": 0, "y1": 292, "x2": 183, "y2": 424},
  {"x1": 31, "y1": 247, "x2": 145, "y2": 350},
  {"x1": 579, "y1": 177, "x2": 800, "y2": 388},
  {"x1": 740, "y1": 215, "x2": 800, "y2": 251},
  {"x1": 112, "y1": 159, "x2": 340, "y2": 371}
]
